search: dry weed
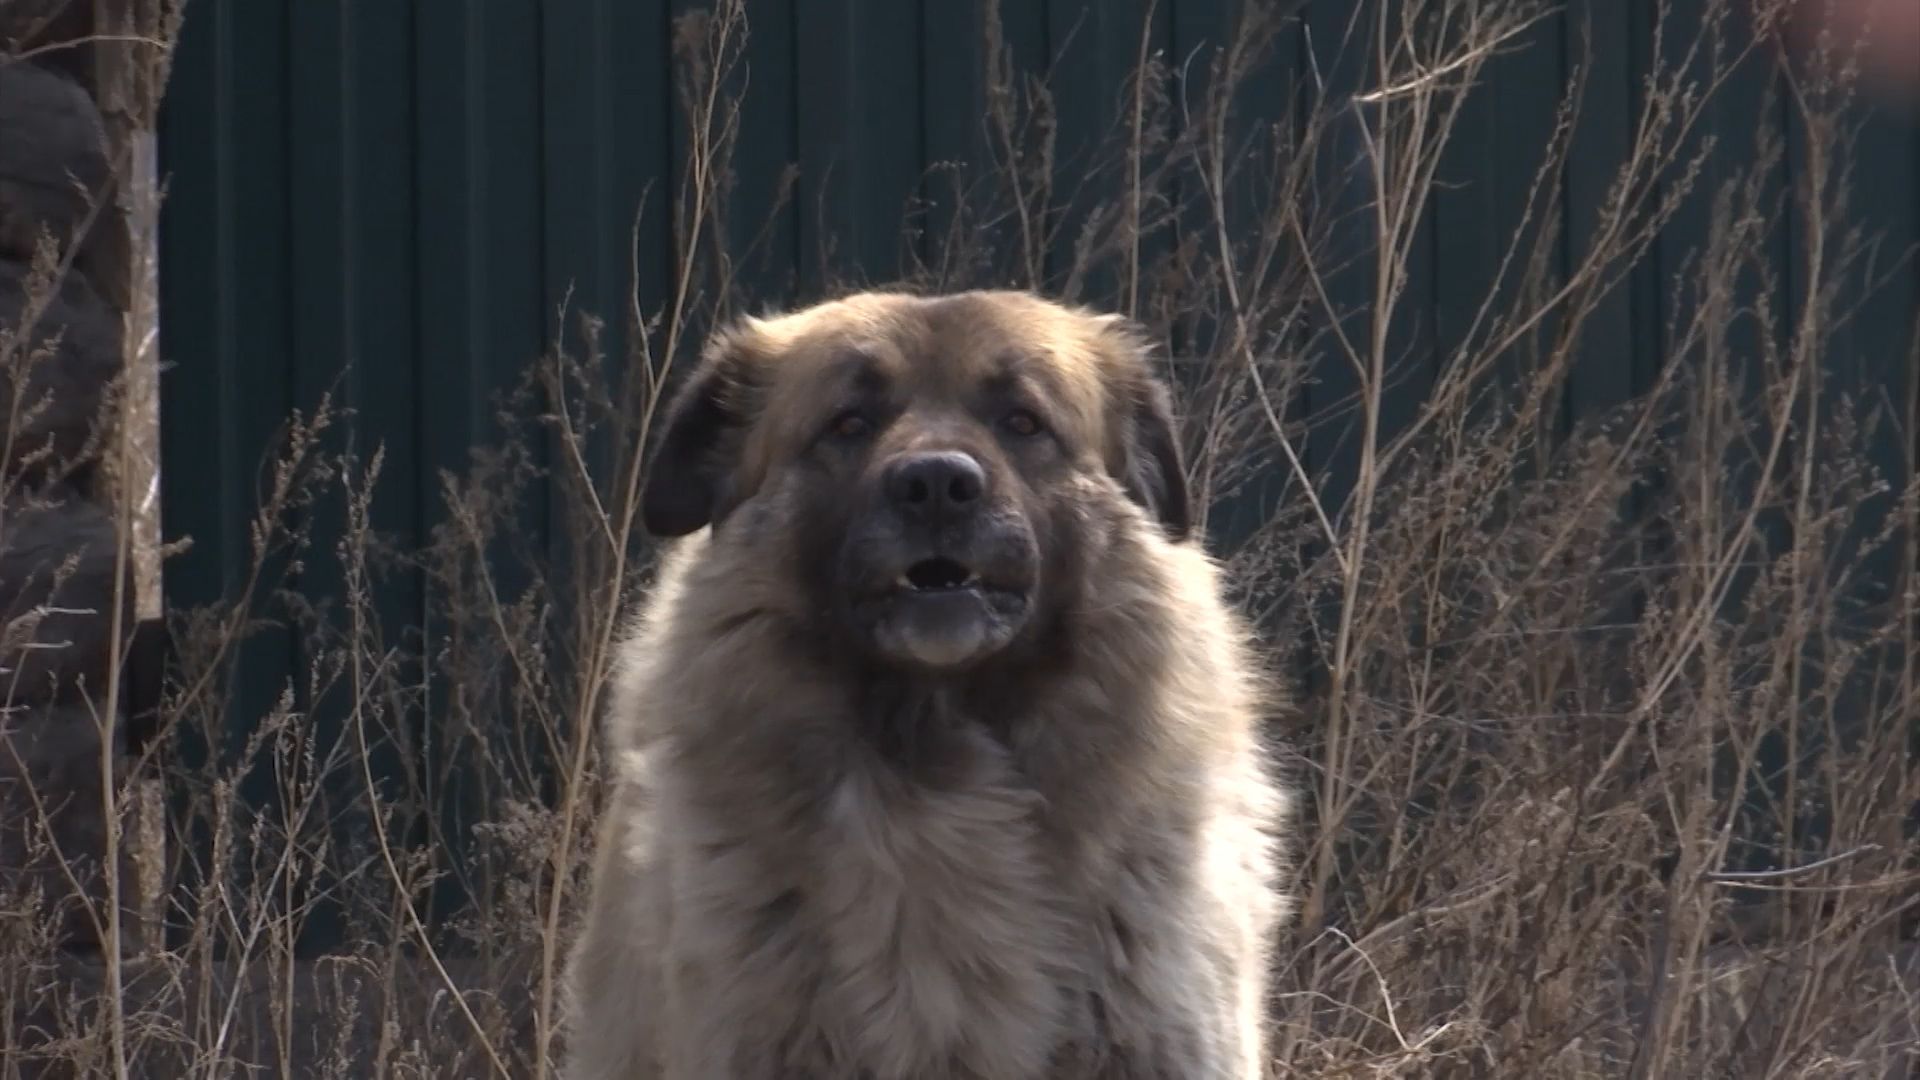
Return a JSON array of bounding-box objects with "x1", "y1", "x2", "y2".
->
[{"x1": 2, "y1": 1, "x2": 1915, "y2": 1077}]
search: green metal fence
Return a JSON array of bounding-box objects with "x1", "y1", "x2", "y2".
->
[{"x1": 153, "y1": 0, "x2": 1918, "y2": 948}]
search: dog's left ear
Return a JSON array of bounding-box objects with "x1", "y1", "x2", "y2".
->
[
  {"x1": 1121, "y1": 372, "x2": 1193, "y2": 542},
  {"x1": 1099, "y1": 317, "x2": 1192, "y2": 542}
]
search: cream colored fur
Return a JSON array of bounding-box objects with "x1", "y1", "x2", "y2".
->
[{"x1": 561, "y1": 296, "x2": 1291, "y2": 1079}]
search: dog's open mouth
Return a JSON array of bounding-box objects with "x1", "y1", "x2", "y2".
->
[
  {"x1": 847, "y1": 544, "x2": 1037, "y2": 669},
  {"x1": 867, "y1": 555, "x2": 1028, "y2": 669},
  {"x1": 898, "y1": 557, "x2": 980, "y2": 593}
]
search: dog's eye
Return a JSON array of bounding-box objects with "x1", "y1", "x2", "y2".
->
[
  {"x1": 1001, "y1": 409, "x2": 1045, "y2": 438},
  {"x1": 829, "y1": 411, "x2": 875, "y2": 441}
]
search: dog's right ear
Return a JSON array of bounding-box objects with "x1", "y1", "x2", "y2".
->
[
  {"x1": 1121, "y1": 373, "x2": 1193, "y2": 543},
  {"x1": 641, "y1": 331, "x2": 759, "y2": 538}
]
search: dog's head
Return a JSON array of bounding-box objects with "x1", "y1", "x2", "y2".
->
[{"x1": 641, "y1": 290, "x2": 1190, "y2": 673}]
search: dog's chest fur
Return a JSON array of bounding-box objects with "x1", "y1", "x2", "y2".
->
[{"x1": 665, "y1": 700, "x2": 1091, "y2": 1078}]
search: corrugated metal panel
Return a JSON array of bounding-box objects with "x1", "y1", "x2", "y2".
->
[
  {"x1": 154, "y1": 0, "x2": 299, "y2": 943},
  {"x1": 155, "y1": 0, "x2": 1919, "y2": 944}
]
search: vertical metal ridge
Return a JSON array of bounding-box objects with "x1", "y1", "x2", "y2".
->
[
  {"x1": 913, "y1": 0, "x2": 929, "y2": 270},
  {"x1": 210, "y1": 0, "x2": 236, "y2": 590},
  {"x1": 464, "y1": 4, "x2": 486, "y2": 440},
  {"x1": 406, "y1": 0, "x2": 427, "y2": 552},
  {"x1": 338, "y1": 0, "x2": 357, "y2": 401}
]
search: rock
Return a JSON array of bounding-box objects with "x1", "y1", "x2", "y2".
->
[
  {"x1": 0, "y1": 701, "x2": 128, "y2": 953},
  {"x1": 0, "y1": 61, "x2": 126, "y2": 296},
  {"x1": 0, "y1": 2, "x2": 97, "y2": 86},
  {"x1": 0, "y1": 258, "x2": 122, "y2": 488},
  {"x1": 0, "y1": 497, "x2": 130, "y2": 706}
]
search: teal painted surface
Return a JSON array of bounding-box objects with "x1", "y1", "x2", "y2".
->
[{"x1": 155, "y1": 0, "x2": 1918, "y2": 946}]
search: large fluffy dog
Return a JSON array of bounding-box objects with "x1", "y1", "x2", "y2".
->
[{"x1": 562, "y1": 290, "x2": 1290, "y2": 1078}]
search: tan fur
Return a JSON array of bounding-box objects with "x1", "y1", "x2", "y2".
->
[{"x1": 561, "y1": 290, "x2": 1292, "y2": 1079}]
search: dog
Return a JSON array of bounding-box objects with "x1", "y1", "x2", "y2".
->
[{"x1": 561, "y1": 289, "x2": 1291, "y2": 1078}]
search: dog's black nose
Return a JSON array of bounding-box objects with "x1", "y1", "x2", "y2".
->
[{"x1": 885, "y1": 450, "x2": 986, "y2": 520}]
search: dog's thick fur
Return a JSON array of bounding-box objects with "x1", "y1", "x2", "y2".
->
[{"x1": 561, "y1": 290, "x2": 1290, "y2": 1078}]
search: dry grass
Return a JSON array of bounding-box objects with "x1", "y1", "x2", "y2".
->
[{"x1": 3, "y1": 0, "x2": 1917, "y2": 1077}]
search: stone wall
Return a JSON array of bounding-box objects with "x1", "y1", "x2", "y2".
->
[{"x1": 0, "y1": 1, "x2": 149, "y2": 955}]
